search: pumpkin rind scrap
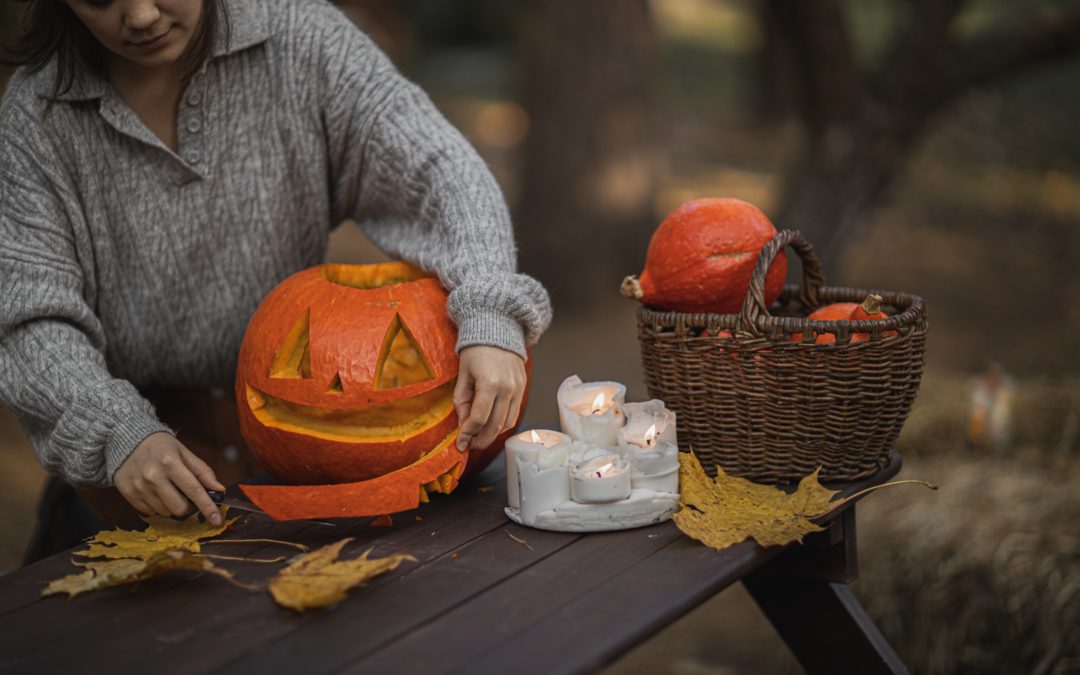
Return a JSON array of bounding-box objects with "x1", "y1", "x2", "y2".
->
[
  {"x1": 622, "y1": 198, "x2": 787, "y2": 314},
  {"x1": 235, "y1": 262, "x2": 526, "y2": 518}
]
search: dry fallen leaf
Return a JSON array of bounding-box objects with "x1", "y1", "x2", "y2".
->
[
  {"x1": 268, "y1": 538, "x2": 415, "y2": 612},
  {"x1": 673, "y1": 452, "x2": 935, "y2": 550},
  {"x1": 77, "y1": 508, "x2": 239, "y2": 560},
  {"x1": 43, "y1": 550, "x2": 250, "y2": 598}
]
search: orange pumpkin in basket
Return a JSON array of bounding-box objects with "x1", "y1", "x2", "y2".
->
[
  {"x1": 235, "y1": 262, "x2": 525, "y2": 520},
  {"x1": 621, "y1": 198, "x2": 787, "y2": 314},
  {"x1": 790, "y1": 294, "x2": 896, "y2": 344}
]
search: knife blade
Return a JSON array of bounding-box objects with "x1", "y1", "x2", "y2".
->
[{"x1": 206, "y1": 490, "x2": 337, "y2": 526}]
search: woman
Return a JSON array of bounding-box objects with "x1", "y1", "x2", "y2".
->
[{"x1": 0, "y1": 0, "x2": 550, "y2": 549}]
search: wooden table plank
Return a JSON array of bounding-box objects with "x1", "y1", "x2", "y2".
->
[
  {"x1": 342, "y1": 522, "x2": 685, "y2": 674},
  {"x1": 0, "y1": 467, "x2": 515, "y2": 675},
  {"x1": 0, "y1": 517, "x2": 327, "y2": 674},
  {"x1": 0, "y1": 454, "x2": 903, "y2": 675},
  {"x1": 214, "y1": 468, "x2": 592, "y2": 675},
  {"x1": 362, "y1": 456, "x2": 903, "y2": 675}
]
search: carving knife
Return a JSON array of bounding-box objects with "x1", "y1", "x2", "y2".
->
[{"x1": 206, "y1": 489, "x2": 337, "y2": 526}]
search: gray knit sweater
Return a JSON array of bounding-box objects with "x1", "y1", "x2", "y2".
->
[{"x1": 0, "y1": 0, "x2": 552, "y2": 488}]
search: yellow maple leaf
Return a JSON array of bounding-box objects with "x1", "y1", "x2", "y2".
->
[
  {"x1": 77, "y1": 508, "x2": 239, "y2": 560},
  {"x1": 43, "y1": 550, "x2": 248, "y2": 598},
  {"x1": 673, "y1": 452, "x2": 840, "y2": 549},
  {"x1": 268, "y1": 538, "x2": 415, "y2": 612},
  {"x1": 673, "y1": 452, "x2": 936, "y2": 550}
]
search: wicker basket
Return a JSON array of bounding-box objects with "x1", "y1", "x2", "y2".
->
[{"x1": 635, "y1": 229, "x2": 928, "y2": 482}]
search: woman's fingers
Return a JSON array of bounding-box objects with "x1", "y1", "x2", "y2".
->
[
  {"x1": 502, "y1": 390, "x2": 524, "y2": 435},
  {"x1": 117, "y1": 482, "x2": 154, "y2": 516},
  {"x1": 459, "y1": 383, "x2": 495, "y2": 451},
  {"x1": 453, "y1": 370, "x2": 475, "y2": 451},
  {"x1": 136, "y1": 480, "x2": 171, "y2": 517},
  {"x1": 474, "y1": 385, "x2": 512, "y2": 450},
  {"x1": 148, "y1": 467, "x2": 194, "y2": 518},
  {"x1": 170, "y1": 458, "x2": 223, "y2": 525},
  {"x1": 180, "y1": 448, "x2": 226, "y2": 492}
]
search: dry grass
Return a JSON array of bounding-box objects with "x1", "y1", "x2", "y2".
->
[{"x1": 854, "y1": 376, "x2": 1080, "y2": 674}]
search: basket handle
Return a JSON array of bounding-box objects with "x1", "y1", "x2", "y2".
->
[{"x1": 737, "y1": 229, "x2": 827, "y2": 336}]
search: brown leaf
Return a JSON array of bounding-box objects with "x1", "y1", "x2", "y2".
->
[
  {"x1": 268, "y1": 538, "x2": 415, "y2": 612},
  {"x1": 43, "y1": 550, "x2": 248, "y2": 598},
  {"x1": 77, "y1": 508, "x2": 239, "y2": 560}
]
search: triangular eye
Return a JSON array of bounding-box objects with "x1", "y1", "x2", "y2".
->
[
  {"x1": 327, "y1": 372, "x2": 344, "y2": 394},
  {"x1": 270, "y1": 309, "x2": 312, "y2": 379},
  {"x1": 376, "y1": 314, "x2": 434, "y2": 390}
]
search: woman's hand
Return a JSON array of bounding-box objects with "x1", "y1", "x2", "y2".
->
[
  {"x1": 114, "y1": 432, "x2": 226, "y2": 525},
  {"x1": 454, "y1": 346, "x2": 527, "y2": 452}
]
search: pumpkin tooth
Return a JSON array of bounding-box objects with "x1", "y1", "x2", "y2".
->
[
  {"x1": 438, "y1": 472, "x2": 454, "y2": 493},
  {"x1": 450, "y1": 462, "x2": 464, "y2": 480},
  {"x1": 418, "y1": 485, "x2": 429, "y2": 503},
  {"x1": 424, "y1": 480, "x2": 441, "y2": 494}
]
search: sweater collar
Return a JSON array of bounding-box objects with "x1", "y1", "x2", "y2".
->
[{"x1": 42, "y1": 0, "x2": 269, "y2": 102}]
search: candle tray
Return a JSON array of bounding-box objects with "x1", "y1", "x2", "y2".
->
[{"x1": 633, "y1": 230, "x2": 927, "y2": 483}]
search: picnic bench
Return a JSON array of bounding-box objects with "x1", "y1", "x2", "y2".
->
[{"x1": 0, "y1": 453, "x2": 907, "y2": 675}]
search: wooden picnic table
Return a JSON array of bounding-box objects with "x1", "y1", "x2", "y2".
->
[{"x1": 0, "y1": 453, "x2": 906, "y2": 675}]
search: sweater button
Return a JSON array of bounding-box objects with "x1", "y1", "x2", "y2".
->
[
  {"x1": 187, "y1": 118, "x2": 202, "y2": 133},
  {"x1": 185, "y1": 149, "x2": 201, "y2": 165},
  {"x1": 186, "y1": 91, "x2": 201, "y2": 106}
]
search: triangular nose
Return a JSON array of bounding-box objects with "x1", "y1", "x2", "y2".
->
[
  {"x1": 269, "y1": 309, "x2": 312, "y2": 379},
  {"x1": 376, "y1": 314, "x2": 434, "y2": 390}
]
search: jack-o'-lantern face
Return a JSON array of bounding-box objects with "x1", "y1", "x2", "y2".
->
[{"x1": 235, "y1": 263, "x2": 468, "y2": 518}]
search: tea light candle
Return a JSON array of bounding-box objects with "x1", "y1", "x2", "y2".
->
[
  {"x1": 557, "y1": 375, "x2": 627, "y2": 446},
  {"x1": 505, "y1": 429, "x2": 571, "y2": 509},
  {"x1": 570, "y1": 453, "x2": 631, "y2": 504},
  {"x1": 629, "y1": 440, "x2": 679, "y2": 493},
  {"x1": 616, "y1": 400, "x2": 677, "y2": 447},
  {"x1": 617, "y1": 400, "x2": 680, "y2": 494},
  {"x1": 518, "y1": 449, "x2": 571, "y2": 526}
]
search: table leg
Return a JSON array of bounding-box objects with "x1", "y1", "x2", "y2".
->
[{"x1": 742, "y1": 507, "x2": 908, "y2": 675}]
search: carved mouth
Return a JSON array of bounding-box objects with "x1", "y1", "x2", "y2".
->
[{"x1": 245, "y1": 380, "x2": 456, "y2": 443}]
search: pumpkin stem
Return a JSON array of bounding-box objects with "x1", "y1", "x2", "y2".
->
[
  {"x1": 620, "y1": 275, "x2": 644, "y2": 300},
  {"x1": 860, "y1": 293, "x2": 884, "y2": 316}
]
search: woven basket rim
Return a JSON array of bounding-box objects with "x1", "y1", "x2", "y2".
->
[{"x1": 636, "y1": 283, "x2": 926, "y2": 338}]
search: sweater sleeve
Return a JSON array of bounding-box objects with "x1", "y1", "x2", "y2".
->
[
  {"x1": 0, "y1": 106, "x2": 171, "y2": 488},
  {"x1": 306, "y1": 5, "x2": 552, "y2": 358}
]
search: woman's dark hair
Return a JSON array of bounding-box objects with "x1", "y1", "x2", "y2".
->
[{"x1": 2, "y1": 0, "x2": 227, "y2": 102}]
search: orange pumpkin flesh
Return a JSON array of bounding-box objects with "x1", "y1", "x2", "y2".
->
[
  {"x1": 240, "y1": 430, "x2": 468, "y2": 520},
  {"x1": 621, "y1": 198, "x2": 787, "y2": 314},
  {"x1": 236, "y1": 261, "x2": 527, "y2": 520}
]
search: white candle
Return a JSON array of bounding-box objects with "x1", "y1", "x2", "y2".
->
[
  {"x1": 617, "y1": 401, "x2": 679, "y2": 494},
  {"x1": 629, "y1": 443, "x2": 679, "y2": 493},
  {"x1": 570, "y1": 453, "x2": 631, "y2": 504},
  {"x1": 557, "y1": 375, "x2": 627, "y2": 446},
  {"x1": 505, "y1": 429, "x2": 571, "y2": 509},
  {"x1": 616, "y1": 400, "x2": 677, "y2": 448},
  {"x1": 518, "y1": 455, "x2": 571, "y2": 526}
]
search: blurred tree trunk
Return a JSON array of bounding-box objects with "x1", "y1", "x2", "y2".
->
[
  {"x1": 765, "y1": 0, "x2": 1080, "y2": 271},
  {"x1": 517, "y1": 0, "x2": 659, "y2": 313}
]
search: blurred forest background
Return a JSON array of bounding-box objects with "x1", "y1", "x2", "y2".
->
[{"x1": 3, "y1": 0, "x2": 1080, "y2": 672}]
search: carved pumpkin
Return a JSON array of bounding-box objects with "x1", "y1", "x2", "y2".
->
[
  {"x1": 621, "y1": 198, "x2": 787, "y2": 314},
  {"x1": 235, "y1": 262, "x2": 525, "y2": 520}
]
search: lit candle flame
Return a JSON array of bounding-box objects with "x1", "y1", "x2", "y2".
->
[
  {"x1": 591, "y1": 392, "x2": 606, "y2": 415},
  {"x1": 643, "y1": 424, "x2": 657, "y2": 447},
  {"x1": 530, "y1": 430, "x2": 542, "y2": 444},
  {"x1": 594, "y1": 462, "x2": 614, "y2": 478}
]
